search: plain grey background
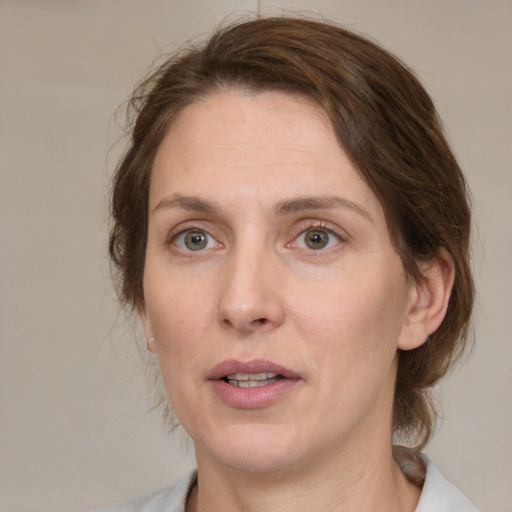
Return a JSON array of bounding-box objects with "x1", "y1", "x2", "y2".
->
[{"x1": 1, "y1": 1, "x2": 511, "y2": 511}]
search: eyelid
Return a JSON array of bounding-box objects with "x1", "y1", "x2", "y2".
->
[
  {"x1": 163, "y1": 219, "x2": 346, "y2": 252},
  {"x1": 292, "y1": 219, "x2": 346, "y2": 238},
  {"x1": 286, "y1": 221, "x2": 346, "y2": 250},
  {"x1": 166, "y1": 223, "x2": 222, "y2": 252},
  {"x1": 166, "y1": 221, "x2": 207, "y2": 242},
  {"x1": 177, "y1": 230, "x2": 216, "y2": 251}
]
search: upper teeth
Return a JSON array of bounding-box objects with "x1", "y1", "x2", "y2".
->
[{"x1": 226, "y1": 372, "x2": 278, "y2": 381}]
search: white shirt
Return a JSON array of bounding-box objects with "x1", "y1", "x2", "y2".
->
[{"x1": 97, "y1": 456, "x2": 478, "y2": 512}]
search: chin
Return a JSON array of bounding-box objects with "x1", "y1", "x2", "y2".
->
[{"x1": 197, "y1": 423, "x2": 308, "y2": 475}]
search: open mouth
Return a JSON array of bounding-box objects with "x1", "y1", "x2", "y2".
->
[
  {"x1": 210, "y1": 360, "x2": 300, "y2": 407},
  {"x1": 223, "y1": 372, "x2": 282, "y2": 388}
]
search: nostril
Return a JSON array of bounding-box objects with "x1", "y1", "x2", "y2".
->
[
  {"x1": 220, "y1": 316, "x2": 267, "y2": 330},
  {"x1": 221, "y1": 315, "x2": 270, "y2": 331}
]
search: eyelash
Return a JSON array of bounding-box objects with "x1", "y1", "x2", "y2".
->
[
  {"x1": 166, "y1": 221, "x2": 344, "y2": 253},
  {"x1": 166, "y1": 223, "x2": 219, "y2": 252},
  {"x1": 287, "y1": 222, "x2": 343, "y2": 251}
]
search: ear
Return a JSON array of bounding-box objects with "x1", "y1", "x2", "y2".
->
[
  {"x1": 398, "y1": 248, "x2": 455, "y2": 351},
  {"x1": 139, "y1": 305, "x2": 157, "y2": 353}
]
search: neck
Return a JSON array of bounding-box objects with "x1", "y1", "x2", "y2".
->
[{"x1": 187, "y1": 437, "x2": 421, "y2": 512}]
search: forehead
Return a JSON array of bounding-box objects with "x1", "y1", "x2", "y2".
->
[
  {"x1": 150, "y1": 89, "x2": 384, "y2": 223},
  {"x1": 155, "y1": 89, "x2": 334, "y2": 167}
]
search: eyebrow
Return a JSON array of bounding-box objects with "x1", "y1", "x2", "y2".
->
[
  {"x1": 153, "y1": 195, "x2": 222, "y2": 215},
  {"x1": 153, "y1": 194, "x2": 373, "y2": 222},
  {"x1": 274, "y1": 195, "x2": 373, "y2": 222}
]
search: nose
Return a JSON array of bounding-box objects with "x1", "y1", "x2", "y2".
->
[{"x1": 217, "y1": 244, "x2": 285, "y2": 334}]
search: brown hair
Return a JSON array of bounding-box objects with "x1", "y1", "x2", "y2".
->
[{"x1": 109, "y1": 16, "x2": 474, "y2": 449}]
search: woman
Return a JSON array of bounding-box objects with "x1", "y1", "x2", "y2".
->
[{"x1": 105, "y1": 16, "x2": 477, "y2": 512}]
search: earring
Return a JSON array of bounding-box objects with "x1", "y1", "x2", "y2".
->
[{"x1": 149, "y1": 337, "x2": 154, "y2": 344}]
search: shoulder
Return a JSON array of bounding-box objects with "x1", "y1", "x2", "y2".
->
[
  {"x1": 415, "y1": 456, "x2": 479, "y2": 512},
  {"x1": 394, "y1": 447, "x2": 478, "y2": 512},
  {"x1": 94, "y1": 471, "x2": 197, "y2": 512}
]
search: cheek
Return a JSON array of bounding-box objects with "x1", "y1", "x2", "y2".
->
[
  {"x1": 144, "y1": 289, "x2": 212, "y2": 416},
  {"x1": 292, "y1": 260, "x2": 409, "y2": 369},
  {"x1": 294, "y1": 270, "x2": 407, "y2": 426},
  {"x1": 143, "y1": 270, "x2": 215, "y2": 368}
]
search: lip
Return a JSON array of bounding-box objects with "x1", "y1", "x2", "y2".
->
[{"x1": 208, "y1": 359, "x2": 302, "y2": 409}]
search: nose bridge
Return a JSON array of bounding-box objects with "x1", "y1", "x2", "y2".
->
[{"x1": 217, "y1": 232, "x2": 284, "y2": 332}]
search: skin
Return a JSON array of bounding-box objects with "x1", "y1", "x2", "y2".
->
[{"x1": 141, "y1": 90, "x2": 454, "y2": 512}]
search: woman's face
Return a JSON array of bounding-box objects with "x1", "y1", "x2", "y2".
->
[{"x1": 142, "y1": 90, "x2": 421, "y2": 475}]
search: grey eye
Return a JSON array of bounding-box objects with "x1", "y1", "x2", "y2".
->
[
  {"x1": 304, "y1": 229, "x2": 330, "y2": 249},
  {"x1": 292, "y1": 228, "x2": 341, "y2": 251},
  {"x1": 178, "y1": 230, "x2": 214, "y2": 251}
]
